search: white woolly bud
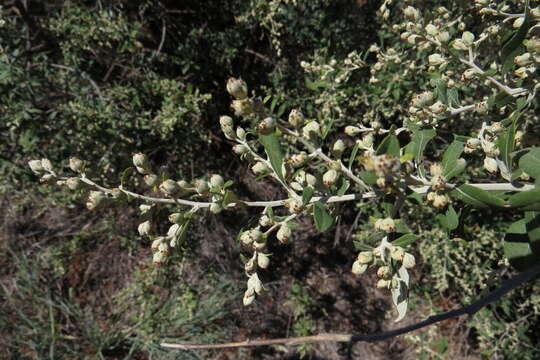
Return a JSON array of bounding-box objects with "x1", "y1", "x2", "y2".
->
[
  {"x1": 28, "y1": 160, "x2": 45, "y2": 174},
  {"x1": 352, "y1": 261, "x2": 368, "y2": 275},
  {"x1": 428, "y1": 53, "x2": 445, "y2": 66},
  {"x1": 257, "y1": 253, "x2": 270, "y2": 269},
  {"x1": 484, "y1": 157, "x2": 498, "y2": 173},
  {"x1": 226, "y1": 78, "x2": 248, "y2": 99},
  {"x1": 288, "y1": 109, "x2": 305, "y2": 128},
  {"x1": 403, "y1": 253, "x2": 416, "y2": 269},
  {"x1": 69, "y1": 157, "x2": 85, "y2": 173},
  {"x1": 138, "y1": 221, "x2": 152, "y2": 236},
  {"x1": 247, "y1": 273, "x2": 263, "y2": 294},
  {"x1": 302, "y1": 121, "x2": 321, "y2": 139},
  {"x1": 277, "y1": 223, "x2": 292, "y2": 243}
]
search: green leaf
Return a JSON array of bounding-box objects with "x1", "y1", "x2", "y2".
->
[
  {"x1": 451, "y1": 184, "x2": 506, "y2": 208},
  {"x1": 358, "y1": 171, "x2": 378, "y2": 185},
  {"x1": 376, "y1": 134, "x2": 400, "y2": 158},
  {"x1": 405, "y1": 128, "x2": 436, "y2": 161},
  {"x1": 259, "y1": 134, "x2": 285, "y2": 182},
  {"x1": 302, "y1": 186, "x2": 315, "y2": 205},
  {"x1": 504, "y1": 216, "x2": 539, "y2": 271},
  {"x1": 501, "y1": 0, "x2": 531, "y2": 74},
  {"x1": 447, "y1": 88, "x2": 460, "y2": 107},
  {"x1": 337, "y1": 179, "x2": 350, "y2": 196},
  {"x1": 440, "y1": 205, "x2": 459, "y2": 230},
  {"x1": 222, "y1": 190, "x2": 238, "y2": 207},
  {"x1": 119, "y1": 167, "x2": 134, "y2": 186},
  {"x1": 392, "y1": 234, "x2": 418, "y2": 247},
  {"x1": 435, "y1": 79, "x2": 448, "y2": 104},
  {"x1": 348, "y1": 142, "x2": 360, "y2": 170},
  {"x1": 313, "y1": 202, "x2": 335, "y2": 232},
  {"x1": 519, "y1": 147, "x2": 540, "y2": 179},
  {"x1": 497, "y1": 122, "x2": 516, "y2": 173},
  {"x1": 526, "y1": 213, "x2": 540, "y2": 256},
  {"x1": 508, "y1": 188, "x2": 540, "y2": 208},
  {"x1": 442, "y1": 140, "x2": 464, "y2": 172}
]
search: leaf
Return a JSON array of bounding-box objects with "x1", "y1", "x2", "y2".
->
[
  {"x1": 392, "y1": 234, "x2": 418, "y2": 247},
  {"x1": 358, "y1": 171, "x2": 378, "y2": 185},
  {"x1": 497, "y1": 122, "x2": 516, "y2": 173},
  {"x1": 435, "y1": 79, "x2": 448, "y2": 104},
  {"x1": 519, "y1": 147, "x2": 540, "y2": 179},
  {"x1": 376, "y1": 134, "x2": 400, "y2": 158},
  {"x1": 405, "y1": 129, "x2": 436, "y2": 161},
  {"x1": 222, "y1": 190, "x2": 238, "y2": 207},
  {"x1": 488, "y1": 92, "x2": 514, "y2": 110},
  {"x1": 313, "y1": 201, "x2": 334, "y2": 232},
  {"x1": 259, "y1": 134, "x2": 285, "y2": 182},
  {"x1": 119, "y1": 167, "x2": 134, "y2": 186},
  {"x1": 451, "y1": 184, "x2": 506, "y2": 208},
  {"x1": 504, "y1": 216, "x2": 539, "y2": 271},
  {"x1": 508, "y1": 188, "x2": 540, "y2": 208},
  {"x1": 440, "y1": 205, "x2": 459, "y2": 230},
  {"x1": 302, "y1": 186, "x2": 315, "y2": 205},
  {"x1": 447, "y1": 88, "x2": 460, "y2": 107},
  {"x1": 501, "y1": 0, "x2": 531, "y2": 74},
  {"x1": 348, "y1": 142, "x2": 360, "y2": 170},
  {"x1": 442, "y1": 141, "x2": 464, "y2": 173},
  {"x1": 391, "y1": 265, "x2": 409, "y2": 322},
  {"x1": 526, "y1": 213, "x2": 540, "y2": 256},
  {"x1": 337, "y1": 179, "x2": 350, "y2": 196}
]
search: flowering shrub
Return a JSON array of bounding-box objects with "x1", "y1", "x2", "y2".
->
[{"x1": 26, "y1": 0, "x2": 540, "y2": 340}]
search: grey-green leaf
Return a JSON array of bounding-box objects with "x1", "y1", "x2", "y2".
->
[
  {"x1": 313, "y1": 201, "x2": 334, "y2": 232},
  {"x1": 259, "y1": 134, "x2": 285, "y2": 182},
  {"x1": 376, "y1": 134, "x2": 400, "y2": 158},
  {"x1": 451, "y1": 184, "x2": 506, "y2": 208},
  {"x1": 519, "y1": 147, "x2": 540, "y2": 179},
  {"x1": 405, "y1": 129, "x2": 436, "y2": 161}
]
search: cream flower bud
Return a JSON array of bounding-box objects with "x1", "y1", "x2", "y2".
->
[
  {"x1": 138, "y1": 221, "x2": 151, "y2": 236},
  {"x1": 209, "y1": 174, "x2": 224, "y2": 188},
  {"x1": 159, "y1": 179, "x2": 178, "y2": 196},
  {"x1": 230, "y1": 99, "x2": 253, "y2": 116},
  {"x1": 226, "y1": 77, "x2": 248, "y2": 99},
  {"x1": 344, "y1": 126, "x2": 362, "y2": 136},
  {"x1": 247, "y1": 273, "x2": 263, "y2": 294},
  {"x1": 252, "y1": 161, "x2": 270, "y2": 175},
  {"x1": 323, "y1": 169, "x2": 338, "y2": 187},
  {"x1": 482, "y1": 142, "x2": 499, "y2": 157},
  {"x1": 40, "y1": 158, "x2": 53, "y2": 172},
  {"x1": 257, "y1": 253, "x2": 270, "y2": 269},
  {"x1": 257, "y1": 117, "x2": 276, "y2": 136},
  {"x1": 286, "y1": 198, "x2": 303, "y2": 214},
  {"x1": 28, "y1": 160, "x2": 45, "y2": 174},
  {"x1": 69, "y1": 157, "x2": 84, "y2": 173},
  {"x1": 432, "y1": 194, "x2": 450, "y2": 209},
  {"x1": 412, "y1": 91, "x2": 434, "y2": 107},
  {"x1": 377, "y1": 266, "x2": 391, "y2": 279},
  {"x1": 153, "y1": 251, "x2": 166, "y2": 265},
  {"x1": 390, "y1": 246, "x2": 405, "y2": 261},
  {"x1": 40, "y1": 174, "x2": 54, "y2": 183},
  {"x1": 357, "y1": 251, "x2": 373, "y2": 264},
  {"x1": 514, "y1": 53, "x2": 532, "y2": 67},
  {"x1": 233, "y1": 144, "x2": 249, "y2": 155},
  {"x1": 167, "y1": 224, "x2": 180, "y2": 238},
  {"x1": 437, "y1": 31, "x2": 450, "y2": 43},
  {"x1": 352, "y1": 261, "x2": 368, "y2": 275},
  {"x1": 403, "y1": 6, "x2": 420, "y2": 20},
  {"x1": 209, "y1": 203, "x2": 223, "y2": 214},
  {"x1": 302, "y1": 121, "x2": 321, "y2": 139},
  {"x1": 425, "y1": 24, "x2": 438, "y2": 36},
  {"x1": 86, "y1": 190, "x2": 105, "y2": 210},
  {"x1": 259, "y1": 215, "x2": 273, "y2": 227},
  {"x1": 144, "y1": 174, "x2": 159, "y2": 187},
  {"x1": 139, "y1": 204, "x2": 152, "y2": 215},
  {"x1": 332, "y1": 139, "x2": 346, "y2": 157},
  {"x1": 66, "y1": 177, "x2": 81, "y2": 190},
  {"x1": 376, "y1": 279, "x2": 391, "y2": 289},
  {"x1": 403, "y1": 253, "x2": 416, "y2": 269},
  {"x1": 461, "y1": 31, "x2": 475, "y2": 46},
  {"x1": 288, "y1": 153, "x2": 307, "y2": 168},
  {"x1": 288, "y1": 109, "x2": 305, "y2": 128},
  {"x1": 513, "y1": 17, "x2": 524, "y2": 28},
  {"x1": 243, "y1": 290, "x2": 255, "y2": 306},
  {"x1": 132, "y1": 153, "x2": 149, "y2": 169},
  {"x1": 484, "y1": 157, "x2": 498, "y2": 173},
  {"x1": 219, "y1": 115, "x2": 234, "y2": 128},
  {"x1": 428, "y1": 54, "x2": 445, "y2": 66},
  {"x1": 429, "y1": 163, "x2": 443, "y2": 177},
  {"x1": 240, "y1": 231, "x2": 253, "y2": 246},
  {"x1": 277, "y1": 223, "x2": 292, "y2": 243},
  {"x1": 151, "y1": 237, "x2": 164, "y2": 252},
  {"x1": 375, "y1": 218, "x2": 396, "y2": 233},
  {"x1": 236, "y1": 127, "x2": 246, "y2": 140},
  {"x1": 429, "y1": 101, "x2": 447, "y2": 114},
  {"x1": 452, "y1": 39, "x2": 468, "y2": 51},
  {"x1": 194, "y1": 179, "x2": 209, "y2": 195}
]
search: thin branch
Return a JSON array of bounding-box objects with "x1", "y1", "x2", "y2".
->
[
  {"x1": 50, "y1": 64, "x2": 105, "y2": 100},
  {"x1": 160, "y1": 265, "x2": 540, "y2": 350}
]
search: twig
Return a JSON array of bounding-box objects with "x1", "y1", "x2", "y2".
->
[
  {"x1": 51, "y1": 64, "x2": 104, "y2": 100},
  {"x1": 160, "y1": 265, "x2": 540, "y2": 350}
]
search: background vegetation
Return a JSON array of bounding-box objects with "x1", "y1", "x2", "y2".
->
[{"x1": 1, "y1": 0, "x2": 539, "y2": 359}]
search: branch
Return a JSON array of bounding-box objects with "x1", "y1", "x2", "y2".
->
[{"x1": 160, "y1": 265, "x2": 540, "y2": 350}]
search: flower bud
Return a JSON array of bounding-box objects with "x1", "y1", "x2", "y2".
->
[
  {"x1": 425, "y1": 24, "x2": 438, "y2": 36},
  {"x1": 144, "y1": 174, "x2": 159, "y2": 187},
  {"x1": 243, "y1": 290, "x2": 255, "y2": 306},
  {"x1": 139, "y1": 204, "x2": 152, "y2": 215},
  {"x1": 461, "y1": 31, "x2": 475, "y2": 46},
  {"x1": 390, "y1": 246, "x2": 405, "y2": 261},
  {"x1": 252, "y1": 161, "x2": 270, "y2": 175},
  {"x1": 352, "y1": 261, "x2": 368, "y2": 275},
  {"x1": 151, "y1": 237, "x2": 164, "y2": 252},
  {"x1": 226, "y1": 78, "x2": 248, "y2": 99},
  {"x1": 233, "y1": 144, "x2": 249, "y2": 155},
  {"x1": 430, "y1": 163, "x2": 443, "y2": 177},
  {"x1": 429, "y1": 101, "x2": 447, "y2": 114},
  {"x1": 344, "y1": 126, "x2": 362, "y2": 136},
  {"x1": 332, "y1": 139, "x2": 346, "y2": 157},
  {"x1": 259, "y1": 215, "x2": 273, "y2": 227},
  {"x1": 221, "y1": 124, "x2": 235, "y2": 140},
  {"x1": 484, "y1": 157, "x2": 498, "y2": 173},
  {"x1": 432, "y1": 194, "x2": 450, "y2": 209},
  {"x1": 376, "y1": 279, "x2": 391, "y2": 289},
  {"x1": 167, "y1": 224, "x2": 180, "y2": 238},
  {"x1": 210, "y1": 174, "x2": 224, "y2": 188},
  {"x1": 257, "y1": 117, "x2": 276, "y2": 135},
  {"x1": 230, "y1": 99, "x2": 253, "y2": 116},
  {"x1": 159, "y1": 179, "x2": 178, "y2": 196},
  {"x1": 28, "y1": 160, "x2": 45, "y2": 174},
  {"x1": 323, "y1": 169, "x2": 338, "y2": 187},
  {"x1": 169, "y1": 212, "x2": 183, "y2": 224},
  {"x1": 236, "y1": 127, "x2": 246, "y2": 140},
  {"x1": 69, "y1": 157, "x2": 85, "y2": 173},
  {"x1": 257, "y1": 253, "x2": 270, "y2": 269},
  {"x1": 40, "y1": 158, "x2": 53, "y2": 172},
  {"x1": 403, "y1": 6, "x2": 420, "y2": 20},
  {"x1": 86, "y1": 190, "x2": 105, "y2": 210},
  {"x1": 357, "y1": 251, "x2": 373, "y2": 264},
  {"x1": 377, "y1": 266, "x2": 391, "y2": 279},
  {"x1": 194, "y1": 179, "x2": 209, "y2": 195},
  {"x1": 40, "y1": 174, "x2": 54, "y2": 183},
  {"x1": 133, "y1": 153, "x2": 149, "y2": 169},
  {"x1": 302, "y1": 121, "x2": 321, "y2": 139},
  {"x1": 437, "y1": 31, "x2": 450, "y2": 43},
  {"x1": 452, "y1": 39, "x2": 468, "y2": 51},
  {"x1": 153, "y1": 251, "x2": 166, "y2": 265},
  {"x1": 247, "y1": 273, "x2": 263, "y2": 294},
  {"x1": 403, "y1": 253, "x2": 416, "y2": 269},
  {"x1": 277, "y1": 223, "x2": 292, "y2": 243},
  {"x1": 428, "y1": 54, "x2": 445, "y2": 66},
  {"x1": 514, "y1": 53, "x2": 532, "y2": 67},
  {"x1": 412, "y1": 91, "x2": 434, "y2": 107},
  {"x1": 288, "y1": 153, "x2": 308, "y2": 168},
  {"x1": 374, "y1": 218, "x2": 396, "y2": 233},
  {"x1": 219, "y1": 115, "x2": 234, "y2": 128},
  {"x1": 66, "y1": 177, "x2": 81, "y2": 190},
  {"x1": 209, "y1": 202, "x2": 223, "y2": 214},
  {"x1": 288, "y1": 109, "x2": 305, "y2": 128},
  {"x1": 286, "y1": 198, "x2": 303, "y2": 214},
  {"x1": 138, "y1": 221, "x2": 151, "y2": 236}
]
